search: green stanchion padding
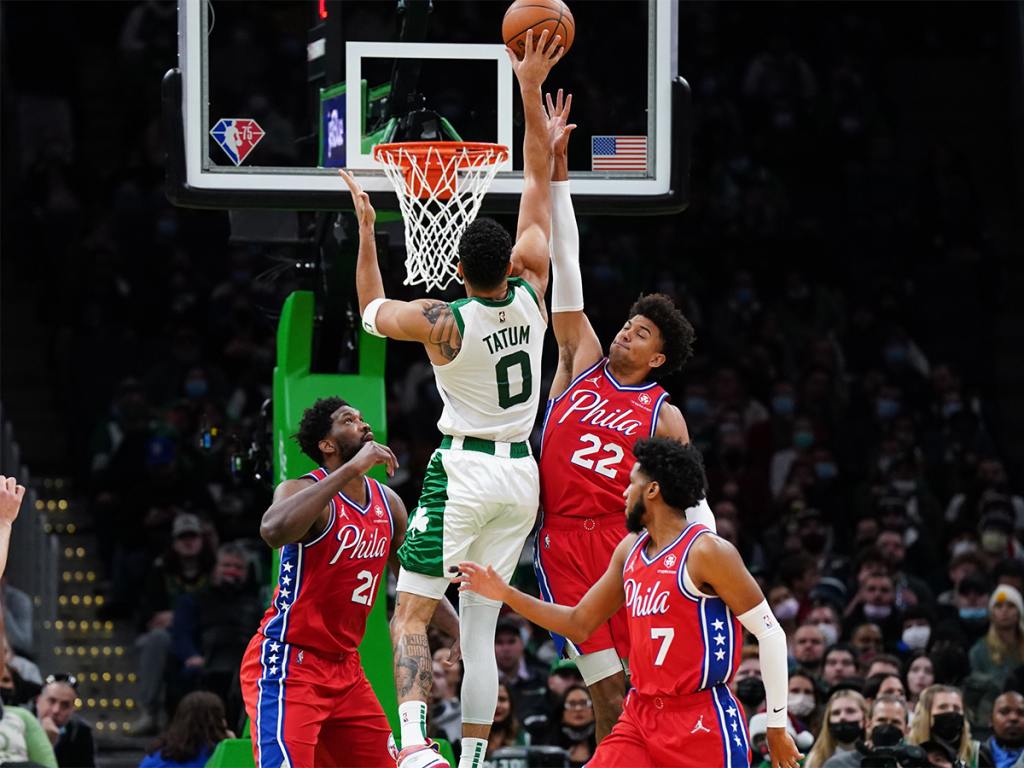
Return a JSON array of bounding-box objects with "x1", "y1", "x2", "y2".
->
[
  {"x1": 205, "y1": 738, "x2": 256, "y2": 768},
  {"x1": 231, "y1": 291, "x2": 398, "y2": 768}
]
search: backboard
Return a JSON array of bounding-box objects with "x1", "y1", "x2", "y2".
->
[{"x1": 164, "y1": 0, "x2": 690, "y2": 214}]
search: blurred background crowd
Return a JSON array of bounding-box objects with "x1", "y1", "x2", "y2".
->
[{"x1": 2, "y1": 1, "x2": 1023, "y2": 767}]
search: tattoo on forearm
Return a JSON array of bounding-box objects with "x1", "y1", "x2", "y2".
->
[
  {"x1": 422, "y1": 301, "x2": 461, "y2": 361},
  {"x1": 394, "y1": 632, "x2": 433, "y2": 701}
]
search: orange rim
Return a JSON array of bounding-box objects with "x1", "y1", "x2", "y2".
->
[{"x1": 372, "y1": 141, "x2": 509, "y2": 167}]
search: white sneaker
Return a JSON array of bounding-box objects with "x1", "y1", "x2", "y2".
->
[{"x1": 397, "y1": 742, "x2": 449, "y2": 768}]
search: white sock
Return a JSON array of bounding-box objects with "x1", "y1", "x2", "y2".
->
[
  {"x1": 399, "y1": 701, "x2": 427, "y2": 749},
  {"x1": 458, "y1": 737, "x2": 488, "y2": 768}
]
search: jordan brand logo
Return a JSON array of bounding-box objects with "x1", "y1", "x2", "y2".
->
[
  {"x1": 691, "y1": 715, "x2": 711, "y2": 734},
  {"x1": 585, "y1": 375, "x2": 602, "y2": 388}
]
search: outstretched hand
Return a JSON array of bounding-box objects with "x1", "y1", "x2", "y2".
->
[
  {"x1": 506, "y1": 29, "x2": 564, "y2": 90},
  {"x1": 0, "y1": 476, "x2": 26, "y2": 527},
  {"x1": 766, "y1": 728, "x2": 804, "y2": 768},
  {"x1": 338, "y1": 169, "x2": 376, "y2": 230},
  {"x1": 545, "y1": 89, "x2": 577, "y2": 157},
  {"x1": 451, "y1": 561, "x2": 509, "y2": 603}
]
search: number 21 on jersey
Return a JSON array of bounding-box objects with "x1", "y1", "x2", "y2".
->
[{"x1": 570, "y1": 433, "x2": 625, "y2": 479}]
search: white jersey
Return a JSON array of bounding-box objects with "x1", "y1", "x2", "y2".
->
[{"x1": 432, "y1": 277, "x2": 546, "y2": 443}]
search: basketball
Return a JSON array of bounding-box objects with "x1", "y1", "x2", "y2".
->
[{"x1": 502, "y1": 0, "x2": 575, "y2": 60}]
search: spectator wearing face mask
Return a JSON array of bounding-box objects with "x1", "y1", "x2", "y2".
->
[
  {"x1": 788, "y1": 668, "x2": 822, "y2": 737},
  {"x1": 977, "y1": 505, "x2": 1024, "y2": 568},
  {"x1": 904, "y1": 653, "x2": 935, "y2": 711},
  {"x1": 804, "y1": 690, "x2": 868, "y2": 768},
  {"x1": 900, "y1": 606, "x2": 934, "y2": 654},
  {"x1": 969, "y1": 585, "x2": 1024, "y2": 689},
  {"x1": 910, "y1": 685, "x2": 980, "y2": 768},
  {"x1": 846, "y1": 572, "x2": 903, "y2": 645},
  {"x1": 769, "y1": 584, "x2": 802, "y2": 635},
  {"x1": 807, "y1": 598, "x2": 845, "y2": 649},
  {"x1": 957, "y1": 575, "x2": 996, "y2": 644},
  {"x1": 823, "y1": 695, "x2": 911, "y2": 768},
  {"x1": 978, "y1": 691, "x2": 1024, "y2": 768},
  {"x1": 731, "y1": 645, "x2": 765, "y2": 721}
]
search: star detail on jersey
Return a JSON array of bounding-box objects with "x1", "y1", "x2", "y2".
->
[
  {"x1": 712, "y1": 619, "x2": 724, "y2": 631},
  {"x1": 269, "y1": 665, "x2": 278, "y2": 675},
  {"x1": 281, "y1": 562, "x2": 293, "y2": 573},
  {"x1": 269, "y1": 642, "x2": 280, "y2": 652},
  {"x1": 726, "y1": 706, "x2": 737, "y2": 719},
  {"x1": 714, "y1": 633, "x2": 726, "y2": 646},
  {"x1": 280, "y1": 588, "x2": 291, "y2": 598},
  {"x1": 268, "y1": 654, "x2": 278, "y2": 664},
  {"x1": 663, "y1": 554, "x2": 677, "y2": 568},
  {"x1": 409, "y1": 508, "x2": 429, "y2": 534},
  {"x1": 281, "y1": 575, "x2": 292, "y2": 585},
  {"x1": 715, "y1": 649, "x2": 726, "y2": 661}
]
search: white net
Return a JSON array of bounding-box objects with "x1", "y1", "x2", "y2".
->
[{"x1": 374, "y1": 143, "x2": 508, "y2": 292}]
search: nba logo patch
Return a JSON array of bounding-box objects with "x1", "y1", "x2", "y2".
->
[{"x1": 210, "y1": 118, "x2": 265, "y2": 166}]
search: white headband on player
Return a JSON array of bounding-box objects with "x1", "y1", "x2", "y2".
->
[{"x1": 361, "y1": 298, "x2": 390, "y2": 338}]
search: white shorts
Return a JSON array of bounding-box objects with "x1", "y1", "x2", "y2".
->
[{"x1": 397, "y1": 439, "x2": 539, "y2": 602}]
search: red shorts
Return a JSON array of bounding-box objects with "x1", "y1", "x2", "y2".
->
[
  {"x1": 534, "y1": 515, "x2": 631, "y2": 658},
  {"x1": 586, "y1": 687, "x2": 751, "y2": 768},
  {"x1": 240, "y1": 633, "x2": 394, "y2": 768}
]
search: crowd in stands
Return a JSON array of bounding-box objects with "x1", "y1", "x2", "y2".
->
[{"x1": 2, "y1": 1, "x2": 1021, "y2": 767}]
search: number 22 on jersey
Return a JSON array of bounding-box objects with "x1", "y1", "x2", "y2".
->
[{"x1": 569, "y1": 433, "x2": 626, "y2": 479}]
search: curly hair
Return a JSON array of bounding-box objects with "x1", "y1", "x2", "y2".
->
[
  {"x1": 458, "y1": 217, "x2": 512, "y2": 290},
  {"x1": 150, "y1": 691, "x2": 228, "y2": 763},
  {"x1": 293, "y1": 396, "x2": 348, "y2": 464},
  {"x1": 632, "y1": 437, "x2": 706, "y2": 512},
  {"x1": 628, "y1": 293, "x2": 695, "y2": 375}
]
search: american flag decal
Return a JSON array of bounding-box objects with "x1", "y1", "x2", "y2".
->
[{"x1": 591, "y1": 135, "x2": 648, "y2": 172}]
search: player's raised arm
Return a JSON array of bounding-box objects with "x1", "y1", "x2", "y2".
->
[
  {"x1": 543, "y1": 89, "x2": 603, "y2": 398},
  {"x1": 339, "y1": 169, "x2": 464, "y2": 366},
  {"x1": 0, "y1": 475, "x2": 26, "y2": 580},
  {"x1": 260, "y1": 440, "x2": 397, "y2": 548},
  {"x1": 687, "y1": 534, "x2": 803, "y2": 768},
  {"x1": 454, "y1": 533, "x2": 635, "y2": 645},
  {"x1": 507, "y1": 29, "x2": 563, "y2": 309}
]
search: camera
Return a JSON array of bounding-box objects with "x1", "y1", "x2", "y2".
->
[{"x1": 860, "y1": 743, "x2": 931, "y2": 768}]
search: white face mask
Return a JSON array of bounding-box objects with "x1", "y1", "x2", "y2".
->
[
  {"x1": 774, "y1": 598, "x2": 800, "y2": 621},
  {"x1": 863, "y1": 603, "x2": 892, "y2": 620},
  {"x1": 817, "y1": 623, "x2": 839, "y2": 647},
  {"x1": 901, "y1": 625, "x2": 930, "y2": 651},
  {"x1": 789, "y1": 693, "x2": 815, "y2": 717}
]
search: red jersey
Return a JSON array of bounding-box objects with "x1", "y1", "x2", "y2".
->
[
  {"x1": 257, "y1": 469, "x2": 394, "y2": 657},
  {"x1": 621, "y1": 524, "x2": 742, "y2": 697},
  {"x1": 540, "y1": 358, "x2": 669, "y2": 520}
]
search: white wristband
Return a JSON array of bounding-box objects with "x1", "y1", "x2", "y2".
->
[
  {"x1": 550, "y1": 181, "x2": 584, "y2": 313},
  {"x1": 737, "y1": 599, "x2": 788, "y2": 728},
  {"x1": 361, "y1": 297, "x2": 389, "y2": 338}
]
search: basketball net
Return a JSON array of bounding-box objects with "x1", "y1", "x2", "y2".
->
[{"x1": 373, "y1": 142, "x2": 509, "y2": 292}]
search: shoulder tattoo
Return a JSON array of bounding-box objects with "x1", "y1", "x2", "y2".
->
[{"x1": 421, "y1": 301, "x2": 461, "y2": 361}]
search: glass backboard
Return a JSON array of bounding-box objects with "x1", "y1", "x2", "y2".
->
[{"x1": 165, "y1": 0, "x2": 690, "y2": 213}]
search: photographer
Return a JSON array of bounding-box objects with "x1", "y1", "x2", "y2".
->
[{"x1": 824, "y1": 695, "x2": 921, "y2": 768}]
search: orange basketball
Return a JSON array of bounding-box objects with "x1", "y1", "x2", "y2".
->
[{"x1": 502, "y1": 0, "x2": 574, "y2": 60}]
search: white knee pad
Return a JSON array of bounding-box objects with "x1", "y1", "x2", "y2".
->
[
  {"x1": 458, "y1": 599, "x2": 501, "y2": 726},
  {"x1": 566, "y1": 646, "x2": 625, "y2": 687}
]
